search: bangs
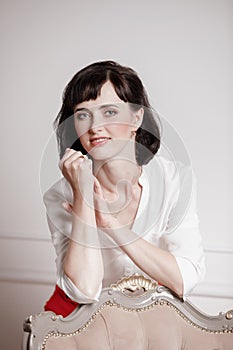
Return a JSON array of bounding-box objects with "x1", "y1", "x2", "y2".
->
[
  {"x1": 68, "y1": 71, "x2": 109, "y2": 109},
  {"x1": 66, "y1": 68, "x2": 133, "y2": 110}
]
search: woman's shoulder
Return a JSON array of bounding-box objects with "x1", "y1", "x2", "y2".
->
[
  {"x1": 43, "y1": 177, "x2": 73, "y2": 208},
  {"x1": 145, "y1": 155, "x2": 193, "y2": 182},
  {"x1": 43, "y1": 178, "x2": 73, "y2": 239},
  {"x1": 144, "y1": 156, "x2": 194, "y2": 206}
]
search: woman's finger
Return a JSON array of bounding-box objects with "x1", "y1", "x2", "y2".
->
[
  {"x1": 94, "y1": 178, "x2": 111, "y2": 218},
  {"x1": 94, "y1": 178, "x2": 104, "y2": 199},
  {"x1": 59, "y1": 149, "x2": 87, "y2": 170},
  {"x1": 63, "y1": 152, "x2": 86, "y2": 167},
  {"x1": 62, "y1": 201, "x2": 73, "y2": 213},
  {"x1": 59, "y1": 148, "x2": 76, "y2": 170}
]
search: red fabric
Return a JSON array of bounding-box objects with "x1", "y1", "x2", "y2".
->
[{"x1": 44, "y1": 285, "x2": 79, "y2": 317}]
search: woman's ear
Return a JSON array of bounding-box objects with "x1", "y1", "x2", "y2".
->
[{"x1": 133, "y1": 107, "x2": 144, "y2": 131}]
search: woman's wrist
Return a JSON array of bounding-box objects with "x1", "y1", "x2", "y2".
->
[
  {"x1": 104, "y1": 225, "x2": 138, "y2": 247},
  {"x1": 70, "y1": 196, "x2": 98, "y2": 244},
  {"x1": 72, "y1": 193, "x2": 95, "y2": 221}
]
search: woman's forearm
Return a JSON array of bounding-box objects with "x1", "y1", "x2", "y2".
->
[
  {"x1": 64, "y1": 197, "x2": 104, "y2": 298},
  {"x1": 106, "y1": 225, "x2": 183, "y2": 297}
]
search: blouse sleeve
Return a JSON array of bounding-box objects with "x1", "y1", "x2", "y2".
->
[
  {"x1": 43, "y1": 179, "x2": 102, "y2": 304},
  {"x1": 162, "y1": 164, "x2": 206, "y2": 296}
]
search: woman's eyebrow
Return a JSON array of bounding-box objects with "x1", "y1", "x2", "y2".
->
[
  {"x1": 74, "y1": 107, "x2": 90, "y2": 113},
  {"x1": 74, "y1": 104, "x2": 120, "y2": 113},
  {"x1": 99, "y1": 104, "x2": 120, "y2": 110}
]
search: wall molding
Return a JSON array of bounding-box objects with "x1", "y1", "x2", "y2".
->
[
  {"x1": 1, "y1": 232, "x2": 233, "y2": 253},
  {"x1": 0, "y1": 268, "x2": 56, "y2": 285},
  {"x1": 204, "y1": 247, "x2": 233, "y2": 254},
  {"x1": 0, "y1": 233, "x2": 232, "y2": 300},
  {"x1": 0, "y1": 232, "x2": 50, "y2": 242},
  {"x1": 0, "y1": 267, "x2": 232, "y2": 300},
  {"x1": 191, "y1": 281, "x2": 233, "y2": 299}
]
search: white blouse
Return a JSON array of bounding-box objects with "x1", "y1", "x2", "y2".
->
[{"x1": 43, "y1": 156, "x2": 205, "y2": 304}]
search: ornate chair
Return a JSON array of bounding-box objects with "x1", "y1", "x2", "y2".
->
[{"x1": 22, "y1": 275, "x2": 233, "y2": 349}]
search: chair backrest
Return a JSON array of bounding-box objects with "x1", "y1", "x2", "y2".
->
[{"x1": 22, "y1": 275, "x2": 233, "y2": 350}]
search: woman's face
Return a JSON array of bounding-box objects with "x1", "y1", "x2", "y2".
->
[{"x1": 73, "y1": 81, "x2": 143, "y2": 160}]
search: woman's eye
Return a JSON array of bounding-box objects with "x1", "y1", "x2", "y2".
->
[
  {"x1": 105, "y1": 110, "x2": 117, "y2": 117},
  {"x1": 76, "y1": 113, "x2": 91, "y2": 120}
]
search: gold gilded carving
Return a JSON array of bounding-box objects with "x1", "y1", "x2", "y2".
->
[{"x1": 110, "y1": 274, "x2": 158, "y2": 296}]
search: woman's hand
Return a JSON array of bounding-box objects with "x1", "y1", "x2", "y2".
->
[
  {"x1": 59, "y1": 148, "x2": 94, "y2": 199},
  {"x1": 94, "y1": 178, "x2": 120, "y2": 230}
]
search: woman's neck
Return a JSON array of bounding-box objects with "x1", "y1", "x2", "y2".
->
[{"x1": 93, "y1": 158, "x2": 141, "y2": 196}]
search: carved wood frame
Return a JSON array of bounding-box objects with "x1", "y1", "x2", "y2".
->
[{"x1": 22, "y1": 275, "x2": 233, "y2": 350}]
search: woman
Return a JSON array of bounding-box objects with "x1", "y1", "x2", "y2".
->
[{"x1": 44, "y1": 61, "x2": 205, "y2": 317}]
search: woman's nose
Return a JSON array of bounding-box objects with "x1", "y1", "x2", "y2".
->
[{"x1": 89, "y1": 115, "x2": 105, "y2": 133}]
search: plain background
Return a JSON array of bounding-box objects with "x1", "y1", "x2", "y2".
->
[{"x1": 0, "y1": 0, "x2": 232, "y2": 349}]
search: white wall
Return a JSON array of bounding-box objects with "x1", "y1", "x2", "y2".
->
[{"x1": 0, "y1": 0, "x2": 232, "y2": 349}]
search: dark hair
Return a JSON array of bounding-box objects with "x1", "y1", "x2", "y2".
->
[{"x1": 54, "y1": 61, "x2": 161, "y2": 165}]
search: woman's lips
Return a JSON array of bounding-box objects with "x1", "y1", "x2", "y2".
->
[{"x1": 90, "y1": 137, "x2": 111, "y2": 147}]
